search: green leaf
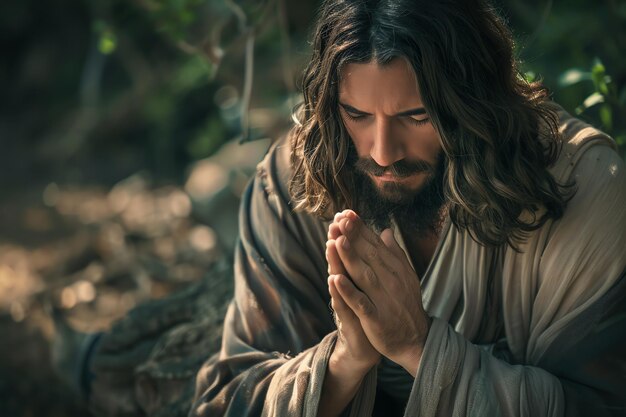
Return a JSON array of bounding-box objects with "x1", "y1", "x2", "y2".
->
[
  {"x1": 599, "y1": 104, "x2": 613, "y2": 131},
  {"x1": 600, "y1": 76, "x2": 611, "y2": 96},
  {"x1": 591, "y1": 58, "x2": 605, "y2": 76},
  {"x1": 591, "y1": 60, "x2": 608, "y2": 94},
  {"x1": 583, "y1": 92, "x2": 605, "y2": 109},
  {"x1": 98, "y1": 31, "x2": 117, "y2": 55},
  {"x1": 558, "y1": 69, "x2": 590, "y2": 87}
]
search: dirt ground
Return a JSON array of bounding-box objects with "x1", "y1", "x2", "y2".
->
[{"x1": 0, "y1": 177, "x2": 226, "y2": 417}]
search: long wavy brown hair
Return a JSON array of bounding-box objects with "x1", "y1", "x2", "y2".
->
[{"x1": 289, "y1": 0, "x2": 571, "y2": 248}]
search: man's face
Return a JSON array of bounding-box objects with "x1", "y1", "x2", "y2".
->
[
  {"x1": 338, "y1": 57, "x2": 445, "y2": 232},
  {"x1": 339, "y1": 57, "x2": 442, "y2": 203}
]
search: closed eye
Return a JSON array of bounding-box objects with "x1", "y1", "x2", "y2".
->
[
  {"x1": 407, "y1": 117, "x2": 430, "y2": 127},
  {"x1": 341, "y1": 104, "x2": 430, "y2": 127},
  {"x1": 344, "y1": 111, "x2": 367, "y2": 122}
]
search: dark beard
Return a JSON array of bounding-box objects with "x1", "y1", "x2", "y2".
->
[{"x1": 350, "y1": 150, "x2": 447, "y2": 237}]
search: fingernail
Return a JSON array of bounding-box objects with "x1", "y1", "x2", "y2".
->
[
  {"x1": 342, "y1": 236, "x2": 351, "y2": 250},
  {"x1": 345, "y1": 219, "x2": 353, "y2": 232}
]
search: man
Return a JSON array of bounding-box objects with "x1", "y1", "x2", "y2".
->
[{"x1": 189, "y1": 0, "x2": 626, "y2": 416}]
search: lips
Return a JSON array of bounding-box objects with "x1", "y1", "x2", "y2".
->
[
  {"x1": 377, "y1": 173, "x2": 401, "y2": 180},
  {"x1": 372, "y1": 172, "x2": 416, "y2": 182}
]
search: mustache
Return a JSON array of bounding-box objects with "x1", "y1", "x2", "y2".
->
[{"x1": 354, "y1": 157, "x2": 434, "y2": 177}]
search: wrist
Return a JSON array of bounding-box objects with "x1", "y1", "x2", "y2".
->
[
  {"x1": 397, "y1": 347, "x2": 423, "y2": 378},
  {"x1": 330, "y1": 343, "x2": 376, "y2": 378},
  {"x1": 320, "y1": 345, "x2": 372, "y2": 417},
  {"x1": 397, "y1": 315, "x2": 432, "y2": 377}
]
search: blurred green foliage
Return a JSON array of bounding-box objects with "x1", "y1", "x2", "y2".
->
[
  {"x1": 0, "y1": 0, "x2": 314, "y2": 190},
  {"x1": 0, "y1": 0, "x2": 624, "y2": 193},
  {"x1": 508, "y1": 0, "x2": 626, "y2": 155}
]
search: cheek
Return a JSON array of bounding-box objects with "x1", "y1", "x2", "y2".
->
[
  {"x1": 425, "y1": 129, "x2": 442, "y2": 155},
  {"x1": 406, "y1": 126, "x2": 442, "y2": 161},
  {"x1": 342, "y1": 119, "x2": 370, "y2": 156}
]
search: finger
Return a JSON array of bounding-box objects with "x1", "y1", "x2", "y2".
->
[
  {"x1": 334, "y1": 211, "x2": 347, "y2": 223},
  {"x1": 337, "y1": 231, "x2": 391, "y2": 297},
  {"x1": 346, "y1": 217, "x2": 402, "y2": 273},
  {"x1": 335, "y1": 234, "x2": 379, "y2": 293},
  {"x1": 326, "y1": 240, "x2": 348, "y2": 275},
  {"x1": 340, "y1": 209, "x2": 358, "y2": 220},
  {"x1": 334, "y1": 273, "x2": 376, "y2": 320},
  {"x1": 380, "y1": 228, "x2": 412, "y2": 268},
  {"x1": 328, "y1": 275, "x2": 361, "y2": 328},
  {"x1": 327, "y1": 222, "x2": 343, "y2": 240},
  {"x1": 338, "y1": 215, "x2": 384, "y2": 253}
]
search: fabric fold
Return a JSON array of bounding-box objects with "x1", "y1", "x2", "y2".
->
[{"x1": 190, "y1": 106, "x2": 626, "y2": 417}]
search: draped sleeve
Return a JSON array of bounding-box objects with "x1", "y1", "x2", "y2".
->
[
  {"x1": 400, "y1": 140, "x2": 626, "y2": 416},
  {"x1": 189, "y1": 112, "x2": 626, "y2": 416},
  {"x1": 189, "y1": 139, "x2": 340, "y2": 417}
]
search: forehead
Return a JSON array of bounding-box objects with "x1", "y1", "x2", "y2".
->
[{"x1": 338, "y1": 57, "x2": 423, "y2": 108}]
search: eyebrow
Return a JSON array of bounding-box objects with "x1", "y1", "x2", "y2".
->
[{"x1": 339, "y1": 102, "x2": 427, "y2": 117}]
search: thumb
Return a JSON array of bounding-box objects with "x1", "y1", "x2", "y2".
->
[{"x1": 380, "y1": 228, "x2": 411, "y2": 266}]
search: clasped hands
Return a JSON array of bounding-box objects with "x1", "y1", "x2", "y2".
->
[{"x1": 326, "y1": 209, "x2": 431, "y2": 378}]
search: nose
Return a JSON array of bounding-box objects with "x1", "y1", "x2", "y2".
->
[{"x1": 370, "y1": 117, "x2": 405, "y2": 167}]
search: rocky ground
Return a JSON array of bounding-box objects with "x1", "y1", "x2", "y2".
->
[{"x1": 0, "y1": 138, "x2": 270, "y2": 417}]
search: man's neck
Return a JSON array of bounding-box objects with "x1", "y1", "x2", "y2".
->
[
  {"x1": 396, "y1": 205, "x2": 448, "y2": 278},
  {"x1": 400, "y1": 228, "x2": 440, "y2": 279}
]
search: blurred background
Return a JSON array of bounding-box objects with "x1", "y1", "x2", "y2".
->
[{"x1": 0, "y1": 0, "x2": 624, "y2": 415}]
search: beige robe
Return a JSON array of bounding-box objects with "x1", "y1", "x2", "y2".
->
[{"x1": 190, "y1": 107, "x2": 626, "y2": 416}]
